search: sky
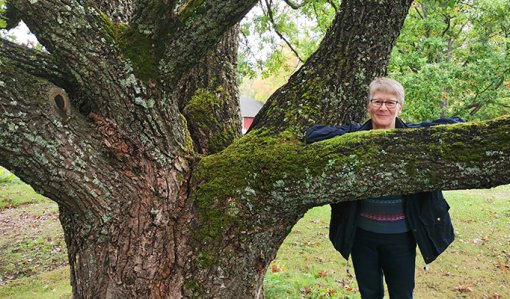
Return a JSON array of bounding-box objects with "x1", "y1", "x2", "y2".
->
[{"x1": 2, "y1": 21, "x2": 38, "y2": 47}]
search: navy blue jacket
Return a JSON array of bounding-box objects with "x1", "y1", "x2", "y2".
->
[{"x1": 305, "y1": 117, "x2": 463, "y2": 264}]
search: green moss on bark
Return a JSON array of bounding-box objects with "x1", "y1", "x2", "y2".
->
[
  {"x1": 183, "y1": 88, "x2": 238, "y2": 154},
  {"x1": 177, "y1": 0, "x2": 208, "y2": 23},
  {"x1": 101, "y1": 14, "x2": 158, "y2": 81},
  {"x1": 191, "y1": 131, "x2": 347, "y2": 241},
  {"x1": 193, "y1": 118, "x2": 510, "y2": 242},
  {"x1": 184, "y1": 89, "x2": 221, "y2": 131}
]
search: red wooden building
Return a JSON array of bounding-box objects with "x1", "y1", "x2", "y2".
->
[{"x1": 240, "y1": 97, "x2": 264, "y2": 134}]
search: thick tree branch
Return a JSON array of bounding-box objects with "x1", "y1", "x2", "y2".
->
[
  {"x1": 159, "y1": 0, "x2": 257, "y2": 84},
  {"x1": 10, "y1": 0, "x2": 189, "y2": 157},
  {"x1": 250, "y1": 0, "x2": 413, "y2": 134},
  {"x1": 0, "y1": 64, "x2": 115, "y2": 218},
  {"x1": 178, "y1": 26, "x2": 242, "y2": 154},
  {"x1": 91, "y1": 0, "x2": 133, "y2": 23},
  {"x1": 0, "y1": 38, "x2": 72, "y2": 89},
  {"x1": 196, "y1": 117, "x2": 510, "y2": 217},
  {"x1": 10, "y1": 0, "x2": 143, "y2": 120}
]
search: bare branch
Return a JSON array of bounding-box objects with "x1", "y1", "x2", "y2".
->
[
  {"x1": 282, "y1": 0, "x2": 305, "y2": 9},
  {"x1": 327, "y1": 0, "x2": 338, "y2": 13},
  {"x1": 420, "y1": 2, "x2": 428, "y2": 19},
  {"x1": 441, "y1": 14, "x2": 451, "y2": 37},
  {"x1": 263, "y1": 0, "x2": 304, "y2": 63}
]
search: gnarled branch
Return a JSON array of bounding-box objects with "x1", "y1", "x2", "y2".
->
[
  {"x1": 10, "y1": 0, "x2": 189, "y2": 156},
  {"x1": 10, "y1": 0, "x2": 144, "y2": 120}
]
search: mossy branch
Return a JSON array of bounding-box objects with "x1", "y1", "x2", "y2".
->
[{"x1": 195, "y1": 117, "x2": 510, "y2": 220}]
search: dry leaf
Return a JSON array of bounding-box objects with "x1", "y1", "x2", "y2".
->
[{"x1": 453, "y1": 284, "x2": 473, "y2": 293}]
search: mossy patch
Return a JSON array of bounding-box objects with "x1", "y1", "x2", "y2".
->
[
  {"x1": 183, "y1": 88, "x2": 238, "y2": 154},
  {"x1": 191, "y1": 130, "x2": 358, "y2": 243},
  {"x1": 177, "y1": 0, "x2": 208, "y2": 23},
  {"x1": 184, "y1": 89, "x2": 222, "y2": 132},
  {"x1": 101, "y1": 14, "x2": 158, "y2": 81}
]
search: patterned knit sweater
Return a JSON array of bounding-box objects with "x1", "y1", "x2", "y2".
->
[{"x1": 357, "y1": 194, "x2": 409, "y2": 234}]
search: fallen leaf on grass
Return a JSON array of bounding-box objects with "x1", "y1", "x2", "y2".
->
[
  {"x1": 473, "y1": 236, "x2": 489, "y2": 244},
  {"x1": 302, "y1": 285, "x2": 312, "y2": 295},
  {"x1": 317, "y1": 270, "x2": 328, "y2": 277},
  {"x1": 495, "y1": 260, "x2": 509, "y2": 272},
  {"x1": 326, "y1": 288, "x2": 337, "y2": 296},
  {"x1": 304, "y1": 241, "x2": 320, "y2": 246},
  {"x1": 453, "y1": 284, "x2": 473, "y2": 293},
  {"x1": 314, "y1": 256, "x2": 324, "y2": 263},
  {"x1": 337, "y1": 278, "x2": 355, "y2": 292},
  {"x1": 271, "y1": 264, "x2": 281, "y2": 273}
]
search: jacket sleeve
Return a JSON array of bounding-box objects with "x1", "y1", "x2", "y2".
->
[
  {"x1": 304, "y1": 123, "x2": 362, "y2": 144},
  {"x1": 406, "y1": 116, "x2": 465, "y2": 128}
]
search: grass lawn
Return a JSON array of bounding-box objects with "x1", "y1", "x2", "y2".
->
[
  {"x1": 0, "y1": 166, "x2": 509, "y2": 298},
  {"x1": 265, "y1": 185, "x2": 510, "y2": 298}
]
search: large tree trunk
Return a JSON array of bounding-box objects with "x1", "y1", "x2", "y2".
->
[{"x1": 1, "y1": 0, "x2": 510, "y2": 298}]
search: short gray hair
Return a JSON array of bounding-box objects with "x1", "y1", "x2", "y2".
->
[{"x1": 368, "y1": 77, "x2": 405, "y2": 104}]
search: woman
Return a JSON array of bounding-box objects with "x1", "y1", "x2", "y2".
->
[{"x1": 305, "y1": 77, "x2": 462, "y2": 298}]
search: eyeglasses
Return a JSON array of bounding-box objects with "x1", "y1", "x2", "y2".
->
[{"x1": 370, "y1": 99, "x2": 400, "y2": 109}]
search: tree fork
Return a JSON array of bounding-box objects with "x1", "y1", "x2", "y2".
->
[{"x1": 251, "y1": 0, "x2": 413, "y2": 133}]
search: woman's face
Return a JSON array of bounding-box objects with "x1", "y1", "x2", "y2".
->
[{"x1": 367, "y1": 90, "x2": 403, "y2": 130}]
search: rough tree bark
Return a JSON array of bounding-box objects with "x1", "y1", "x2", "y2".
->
[{"x1": 1, "y1": 0, "x2": 510, "y2": 298}]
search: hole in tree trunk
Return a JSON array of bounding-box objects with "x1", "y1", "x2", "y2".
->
[{"x1": 55, "y1": 94, "x2": 66, "y2": 112}]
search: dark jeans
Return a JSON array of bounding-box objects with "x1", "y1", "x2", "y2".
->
[{"x1": 351, "y1": 228, "x2": 417, "y2": 299}]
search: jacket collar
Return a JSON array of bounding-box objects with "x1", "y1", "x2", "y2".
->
[{"x1": 359, "y1": 117, "x2": 408, "y2": 131}]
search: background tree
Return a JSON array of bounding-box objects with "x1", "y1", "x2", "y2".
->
[
  {"x1": 241, "y1": 0, "x2": 510, "y2": 121},
  {"x1": 1, "y1": 0, "x2": 510, "y2": 298},
  {"x1": 389, "y1": 0, "x2": 510, "y2": 122}
]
